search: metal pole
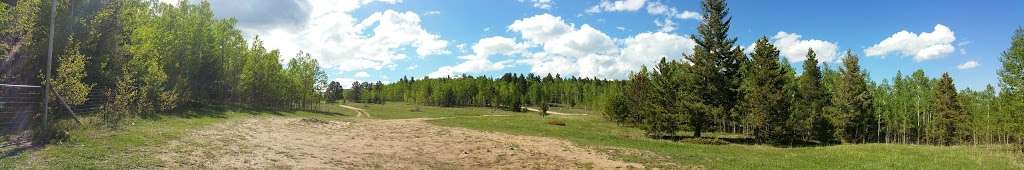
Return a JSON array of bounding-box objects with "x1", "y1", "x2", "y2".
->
[{"x1": 44, "y1": 0, "x2": 57, "y2": 133}]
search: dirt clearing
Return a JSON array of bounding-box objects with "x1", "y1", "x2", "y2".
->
[{"x1": 158, "y1": 116, "x2": 644, "y2": 169}]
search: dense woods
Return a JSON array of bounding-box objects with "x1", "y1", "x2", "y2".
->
[
  {"x1": 604, "y1": 0, "x2": 1024, "y2": 146},
  {"x1": 1, "y1": 0, "x2": 326, "y2": 130},
  {"x1": 336, "y1": 73, "x2": 615, "y2": 114}
]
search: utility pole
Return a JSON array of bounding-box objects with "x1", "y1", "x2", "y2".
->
[{"x1": 43, "y1": 0, "x2": 56, "y2": 134}]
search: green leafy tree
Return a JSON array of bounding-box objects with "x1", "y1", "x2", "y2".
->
[
  {"x1": 53, "y1": 36, "x2": 93, "y2": 105},
  {"x1": 998, "y1": 27, "x2": 1024, "y2": 144}
]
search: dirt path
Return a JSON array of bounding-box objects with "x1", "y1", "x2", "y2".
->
[
  {"x1": 525, "y1": 107, "x2": 589, "y2": 116},
  {"x1": 158, "y1": 117, "x2": 644, "y2": 169},
  {"x1": 340, "y1": 104, "x2": 371, "y2": 118}
]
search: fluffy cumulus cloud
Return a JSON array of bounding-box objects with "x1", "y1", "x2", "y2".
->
[
  {"x1": 622, "y1": 32, "x2": 696, "y2": 66},
  {"x1": 586, "y1": 0, "x2": 647, "y2": 13},
  {"x1": 507, "y1": 14, "x2": 695, "y2": 79},
  {"x1": 769, "y1": 32, "x2": 840, "y2": 63},
  {"x1": 211, "y1": 0, "x2": 447, "y2": 72},
  {"x1": 508, "y1": 14, "x2": 574, "y2": 44},
  {"x1": 957, "y1": 60, "x2": 979, "y2": 70},
  {"x1": 865, "y1": 24, "x2": 956, "y2": 61},
  {"x1": 429, "y1": 36, "x2": 526, "y2": 77}
]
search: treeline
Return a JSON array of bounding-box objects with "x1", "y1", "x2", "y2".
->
[
  {"x1": 605, "y1": 0, "x2": 1024, "y2": 146},
  {"x1": 335, "y1": 73, "x2": 614, "y2": 113},
  {"x1": 1, "y1": 0, "x2": 326, "y2": 128}
]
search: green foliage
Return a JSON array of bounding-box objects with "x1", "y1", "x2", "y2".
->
[
  {"x1": 999, "y1": 27, "x2": 1024, "y2": 142},
  {"x1": 834, "y1": 50, "x2": 878, "y2": 143},
  {"x1": 738, "y1": 37, "x2": 792, "y2": 144},
  {"x1": 683, "y1": 0, "x2": 743, "y2": 138},
  {"x1": 798, "y1": 49, "x2": 837, "y2": 144},
  {"x1": 325, "y1": 81, "x2": 343, "y2": 102},
  {"x1": 934, "y1": 73, "x2": 969, "y2": 145},
  {"x1": 53, "y1": 36, "x2": 92, "y2": 105}
]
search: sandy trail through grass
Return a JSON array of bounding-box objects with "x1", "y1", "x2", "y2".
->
[
  {"x1": 340, "y1": 104, "x2": 371, "y2": 118},
  {"x1": 158, "y1": 116, "x2": 644, "y2": 169}
]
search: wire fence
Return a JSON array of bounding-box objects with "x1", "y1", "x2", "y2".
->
[{"x1": 0, "y1": 84, "x2": 42, "y2": 147}]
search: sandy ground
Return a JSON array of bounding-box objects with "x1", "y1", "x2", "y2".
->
[{"x1": 158, "y1": 116, "x2": 644, "y2": 169}]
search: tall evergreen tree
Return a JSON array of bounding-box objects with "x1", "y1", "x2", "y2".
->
[
  {"x1": 834, "y1": 50, "x2": 877, "y2": 143},
  {"x1": 934, "y1": 73, "x2": 968, "y2": 145},
  {"x1": 798, "y1": 49, "x2": 837, "y2": 144},
  {"x1": 684, "y1": 0, "x2": 743, "y2": 138},
  {"x1": 739, "y1": 37, "x2": 790, "y2": 144}
]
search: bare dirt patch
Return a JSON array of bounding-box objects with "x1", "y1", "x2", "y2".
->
[{"x1": 158, "y1": 117, "x2": 644, "y2": 169}]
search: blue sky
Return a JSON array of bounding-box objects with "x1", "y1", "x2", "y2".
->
[{"x1": 195, "y1": 0, "x2": 1024, "y2": 90}]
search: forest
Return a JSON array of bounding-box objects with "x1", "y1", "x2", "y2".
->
[{"x1": 1, "y1": 0, "x2": 326, "y2": 136}]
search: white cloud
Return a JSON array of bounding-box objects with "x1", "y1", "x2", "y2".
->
[
  {"x1": 865, "y1": 24, "x2": 956, "y2": 61},
  {"x1": 406, "y1": 65, "x2": 418, "y2": 70},
  {"x1": 473, "y1": 36, "x2": 530, "y2": 57},
  {"x1": 423, "y1": 10, "x2": 441, "y2": 16},
  {"x1": 508, "y1": 13, "x2": 574, "y2": 44},
  {"x1": 506, "y1": 14, "x2": 695, "y2": 79},
  {"x1": 542, "y1": 24, "x2": 618, "y2": 57},
  {"x1": 354, "y1": 71, "x2": 371, "y2": 78},
  {"x1": 234, "y1": 0, "x2": 447, "y2": 74},
  {"x1": 770, "y1": 32, "x2": 840, "y2": 63},
  {"x1": 957, "y1": 60, "x2": 979, "y2": 70},
  {"x1": 622, "y1": 32, "x2": 696, "y2": 66},
  {"x1": 519, "y1": 0, "x2": 555, "y2": 9},
  {"x1": 654, "y1": 18, "x2": 676, "y2": 32},
  {"x1": 586, "y1": 0, "x2": 647, "y2": 13},
  {"x1": 429, "y1": 36, "x2": 527, "y2": 77},
  {"x1": 646, "y1": 2, "x2": 700, "y2": 20}
]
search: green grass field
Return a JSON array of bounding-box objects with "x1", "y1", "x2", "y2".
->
[
  {"x1": 361, "y1": 102, "x2": 1023, "y2": 169},
  {"x1": 2, "y1": 102, "x2": 1021, "y2": 169}
]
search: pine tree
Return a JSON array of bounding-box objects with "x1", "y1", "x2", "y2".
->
[
  {"x1": 684, "y1": 0, "x2": 743, "y2": 138},
  {"x1": 798, "y1": 49, "x2": 837, "y2": 144},
  {"x1": 834, "y1": 50, "x2": 877, "y2": 143},
  {"x1": 739, "y1": 37, "x2": 791, "y2": 144},
  {"x1": 628, "y1": 67, "x2": 670, "y2": 137},
  {"x1": 648, "y1": 58, "x2": 687, "y2": 138},
  {"x1": 935, "y1": 73, "x2": 968, "y2": 145}
]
